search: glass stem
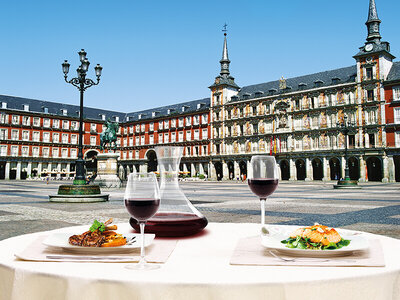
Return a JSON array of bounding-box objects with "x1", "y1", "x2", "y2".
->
[
  {"x1": 260, "y1": 198, "x2": 266, "y2": 227},
  {"x1": 138, "y1": 222, "x2": 146, "y2": 267}
]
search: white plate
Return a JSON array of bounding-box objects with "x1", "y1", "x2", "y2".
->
[
  {"x1": 261, "y1": 228, "x2": 369, "y2": 257},
  {"x1": 43, "y1": 232, "x2": 155, "y2": 254}
]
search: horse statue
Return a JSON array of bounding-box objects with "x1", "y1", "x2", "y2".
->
[{"x1": 100, "y1": 120, "x2": 119, "y2": 151}]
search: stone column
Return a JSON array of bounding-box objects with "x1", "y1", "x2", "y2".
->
[
  {"x1": 5, "y1": 162, "x2": 10, "y2": 180},
  {"x1": 277, "y1": 163, "x2": 282, "y2": 180},
  {"x1": 382, "y1": 155, "x2": 389, "y2": 183},
  {"x1": 387, "y1": 155, "x2": 395, "y2": 182},
  {"x1": 198, "y1": 163, "x2": 204, "y2": 175},
  {"x1": 209, "y1": 162, "x2": 217, "y2": 180},
  {"x1": 341, "y1": 156, "x2": 346, "y2": 180},
  {"x1": 57, "y1": 163, "x2": 62, "y2": 179},
  {"x1": 183, "y1": 164, "x2": 188, "y2": 173},
  {"x1": 27, "y1": 162, "x2": 32, "y2": 179},
  {"x1": 322, "y1": 157, "x2": 330, "y2": 181},
  {"x1": 66, "y1": 163, "x2": 70, "y2": 179},
  {"x1": 222, "y1": 161, "x2": 229, "y2": 180},
  {"x1": 37, "y1": 162, "x2": 42, "y2": 178},
  {"x1": 305, "y1": 157, "x2": 312, "y2": 181},
  {"x1": 359, "y1": 156, "x2": 366, "y2": 182},
  {"x1": 289, "y1": 158, "x2": 296, "y2": 181},
  {"x1": 191, "y1": 163, "x2": 196, "y2": 177},
  {"x1": 234, "y1": 161, "x2": 240, "y2": 180},
  {"x1": 47, "y1": 163, "x2": 52, "y2": 174},
  {"x1": 16, "y1": 162, "x2": 21, "y2": 180},
  {"x1": 139, "y1": 164, "x2": 147, "y2": 173},
  {"x1": 247, "y1": 160, "x2": 253, "y2": 180}
]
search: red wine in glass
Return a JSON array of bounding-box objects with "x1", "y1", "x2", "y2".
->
[
  {"x1": 124, "y1": 198, "x2": 160, "y2": 221},
  {"x1": 129, "y1": 212, "x2": 208, "y2": 237},
  {"x1": 248, "y1": 178, "x2": 278, "y2": 199}
]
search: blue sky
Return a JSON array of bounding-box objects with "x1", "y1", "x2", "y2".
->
[{"x1": 0, "y1": 0, "x2": 399, "y2": 112}]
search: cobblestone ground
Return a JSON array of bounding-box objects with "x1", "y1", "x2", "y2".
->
[{"x1": 0, "y1": 180, "x2": 399, "y2": 240}]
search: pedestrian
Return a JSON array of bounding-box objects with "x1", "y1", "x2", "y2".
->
[{"x1": 46, "y1": 176, "x2": 49, "y2": 184}]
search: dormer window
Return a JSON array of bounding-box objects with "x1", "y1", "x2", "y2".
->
[
  {"x1": 61, "y1": 109, "x2": 67, "y2": 116},
  {"x1": 331, "y1": 77, "x2": 341, "y2": 85},
  {"x1": 197, "y1": 103, "x2": 205, "y2": 109},
  {"x1": 1, "y1": 102, "x2": 6, "y2": 109},
  {"x1": 23, "y1": 104, "x2": 29, "y2": 111},
  {"x1": 152, "y1": 112, "x2": 156, "y2": 117},
  {"x1": 181, "y1": 105, "x2": 189, "y2": 112},
  {"x1": 138, "y1": 114, "x2": 142, "y2": 120},
  {"x1": 43, "y1": 107, "x2": 49, "y2": 113},
  {"x1": 231, "y1": 95, "x2": 239, "y2": 101},
  {"x1": 298, "y1": 83, "x2": 307, "y2": 90},
  {"x1": 242, "y1": 93, "x2": 251, "y2": 100},
  {"x1": 314, "y1": 80, "x2": 324, "y2": 88},
  {"x1": 268, "y1": 88, "x2": 277, "y2": 95},
  {"x1": 115, "y1": 116, "x2": 120, "y2": 122},
  {"x1": 254, "y1": 91, "x2": 264, "y2": 97},
  {"x1": 101, "y1": 114, "x2": 106, "y2": 121},
  {"x1": 126, "y1": 116, "x2": 130, "y2": 121}
]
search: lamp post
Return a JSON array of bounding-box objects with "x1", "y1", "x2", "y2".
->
[
  {"x1": 62, "y1": 49, "x2": 103, "y2": 185},
  {"x1": 334, "y1": 115, "x2": 361, "y2": 189}
]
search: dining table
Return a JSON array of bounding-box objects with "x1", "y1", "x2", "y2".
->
[{"x1": 0, "y1": 222, "x2": 399, "y2": 300}]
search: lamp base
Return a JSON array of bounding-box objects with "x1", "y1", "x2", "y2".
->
[{"x1": 333, "y1": 179, "x2": 361, "y2": 189}]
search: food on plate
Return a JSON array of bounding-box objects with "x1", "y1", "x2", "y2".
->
[
  {"x1": 281, "y1": 224, "x2": 350, "y2": 250},
  {"x1": 68, "y1": 218, "x2": 127, "y2": 247}
]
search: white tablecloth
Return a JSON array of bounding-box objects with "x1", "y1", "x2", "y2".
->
[{"x1": 0, "y1": 223, "x2": 399, "y2": 300}]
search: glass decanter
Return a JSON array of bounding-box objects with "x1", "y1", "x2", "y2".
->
[{"x1": 129, "y1": 146, "x2": 208, "y2": 237}]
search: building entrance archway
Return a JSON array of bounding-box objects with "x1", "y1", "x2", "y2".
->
[
  {"x1": 394, "y1": 156, "x2": 400, "y2": 182},
  {"x1": 312, "y1": 158, "x2": 323, "y2": 180},
  {"x1": 329, "y1": 158, "x2": 341, "y2": 180},
  {"x1": 0, "y1": 162, "x2": 5, "y2": 179},
  {"x1": 280, "y1": 160, "x2": 290, "y2": 180},
  {"x1": 239, "y1": 161, "x2": 247, "y2": 180},
  {"x1": 146, "y1": 150, "x2": 157, "y2": 172},
  {"x1": 84, "y1": 150, "x2": 98, "y2": 175},
  {"x1": 227, "y1": 161, "x2": 234, "y2": 180},
  {"x1": 348, "y1": 157, "x2": 359, "y2": 180},
  {"x1": 295, "y1": 159, "x2": 306, "y2": 181},
  {"x1": 214, "y1": 162, "x2": 223, "y2": 181},
  {"x1": 366, "y1": 156, "x2": 382, "y2": 182}
]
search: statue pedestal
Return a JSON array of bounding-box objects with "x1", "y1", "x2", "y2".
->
[{"x1": 95, "y1": 153, "x2": 122, "y2": 188}]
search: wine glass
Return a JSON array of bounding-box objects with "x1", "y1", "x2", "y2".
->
[
  {"x1": 248, "y1": 156, "x2": 279, "y2": 235},
  {"x1": 124, "y1": 173, "x2": 160, "y2": 270}
]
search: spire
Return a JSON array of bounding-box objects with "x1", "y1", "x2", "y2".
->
[
  {"x1": 366, "y1": 0, "x2": 381, "y2": 43},
  {"x1": 220, "y1": 23, "x2": 230, "y2": 77}
]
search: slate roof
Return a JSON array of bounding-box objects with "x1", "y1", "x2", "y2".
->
[
  {"x1": 386, "y1": 61, "x2": 400, "y2": 82},
  {"x1": 232, "y1": 65, "x2": 357, "y2": 102},
  {"x1": 0, "y1": 94, "x2": 210, "y2": 123},
  {"x1": 125, "y1": 98, "x2": 210, "y2": 122}
]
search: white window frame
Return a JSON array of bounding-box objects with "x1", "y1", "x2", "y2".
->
[
  {"x1": 90, "y1": 136, "x2": 96, "y2": 146},
  {"x1": 394, "y1": 108, "x2": 400, "y2": 124},
  {"x1": 53, "y1": 119, "x2": 60, "y2": 129},
  {"x1": 0, "y1": 145, "x2": 7, "y2": 156},
  {"x1": 43, "y1": 118, "x2": 50, "y2": 128}
]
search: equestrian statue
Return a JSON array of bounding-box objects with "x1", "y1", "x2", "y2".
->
[{"x1": 100, "y1": 120, "x2": 119, "y2": 151}]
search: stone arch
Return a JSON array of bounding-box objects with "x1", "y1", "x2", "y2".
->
[
  {"x1": 312, "y1": 158, "x2": 323, "y2": 180},
  {"x1": 348, "y1": 157, "x2": 360, "y2": 181},
  {"x1": 366, "y1": 156, "x2": 382, "y2": 182},
  {"x1": 329, "y1": 157, "x2": 341, "y2": 180},
  {"x1": 146, "y1": 149, "x2": 157, "y2": 172},
  {"x1": 214, "y1": 161, "x2": 223, "y2": 181},
  {"x1": 295, "y1": 159, "x2": 306, "y2": 181},
  {"x1": 227, "y1": 161, "x2": 234, "y2": 180},
  {"x1": 239, "y1": 161, "x2": 247, "y2": 179},
  {"x1": 279, "y1": 160, "x2": 290, "y2": 180},
  {"x1": 84, "y1": 150, "x2": 99, "y2": 174},
  {"x1": 394, "y1": 156, "x2": 400, "y2": 182}
]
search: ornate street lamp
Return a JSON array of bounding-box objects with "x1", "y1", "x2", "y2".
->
[
  {"x1": 62, "y1": 50, "x2": 102, "y2": 185},
  {"x1": 334, "y1": 115, "x2": 361, "y2": 189}
]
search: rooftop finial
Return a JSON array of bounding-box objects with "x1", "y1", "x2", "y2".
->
[
  {"x1": 366, "y1": 0, "x2": 381, "y2": 43},
  {"x1": 220, "y1": 24, "x2": 230, "y2": 77},
  {"x1": 222, "y1": 23, "x2": 227, "y2": 36}
]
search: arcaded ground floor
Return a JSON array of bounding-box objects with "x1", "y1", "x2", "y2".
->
[{"x1": 0, "y1": 180, "x2": 399, "y2": 241}]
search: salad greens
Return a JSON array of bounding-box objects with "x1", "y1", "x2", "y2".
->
[
  {"x1": 89, "y1": 219, "x2": 106, "y2": 233},
  {"x1": 281, "y1": 236, "x2": 350, "y2": 250}
]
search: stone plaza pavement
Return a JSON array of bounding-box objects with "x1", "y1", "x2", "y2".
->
[{"x1": 0, "y1": 180, "x2": 399, "y2": 240}]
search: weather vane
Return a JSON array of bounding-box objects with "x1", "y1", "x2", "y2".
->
[{"x1": 222, "y1": 23, "x2": 228, "y2": 35}]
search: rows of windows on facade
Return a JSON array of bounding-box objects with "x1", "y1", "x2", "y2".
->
[{"x1": 0, "y1": 111, "x2": 210, "y2": 158}]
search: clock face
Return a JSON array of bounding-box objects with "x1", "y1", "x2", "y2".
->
[{"x1": 365, "y1": 44, "x2": 373, "y2": 52}]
